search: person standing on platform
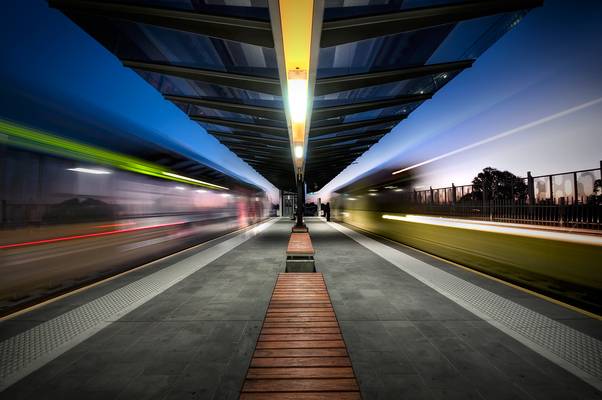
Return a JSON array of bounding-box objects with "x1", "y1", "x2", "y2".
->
[{"x1": 324, "y1": 202, "x2": 331, "y2": 221}]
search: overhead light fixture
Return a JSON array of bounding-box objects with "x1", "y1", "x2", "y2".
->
[
  {"x1": 196, "y1": 189, "x2": 208, "y2": 193},
  {"x1": 175, "y1": 186, "x2": 186, "y2": 190},
  {"x1": 287, "y1": 69, "x2": 308, "y2": 124},
  {"x1": 294, "y1": 145, "x2": 304, "y2": 159},
  {"x1": 67, "y1": 167, "x2": 111, "y2": 175},
  {"x1": 279, "y1": 1, "x2": 314, "y2": 169}
]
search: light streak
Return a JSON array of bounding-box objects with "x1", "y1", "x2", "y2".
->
[
  {"x1": 392, "y1": 97, "x2": 602, "y2": 175},
  {"x1": 0, "y1": 221, "x2": 186, "y2": 250}
]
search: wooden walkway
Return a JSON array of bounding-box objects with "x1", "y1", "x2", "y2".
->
[{"x1": 240, "y1": 272, "x2": 361, "y2": 399}]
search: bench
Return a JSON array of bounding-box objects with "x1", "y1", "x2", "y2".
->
[{"x1": 285, "y1": 232, "x2": 315, "y2": 272}]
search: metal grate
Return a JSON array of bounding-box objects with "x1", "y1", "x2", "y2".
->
[
  {"x1": 0, "y1": 219, "x2": 277, "y2": 391},
  {"x1": 329, "y1": 221, "x2": 602, "y2": 391}
]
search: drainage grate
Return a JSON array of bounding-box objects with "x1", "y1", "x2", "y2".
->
[
  {"x1": 0, "y1": 219, "x2": 277, "y2": 391},
  {"x1": 329, "y1": 222, "x2": 602, "y2": 391}
]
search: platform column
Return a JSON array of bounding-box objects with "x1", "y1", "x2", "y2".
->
[{"x1": 295, "y1": 173, "x2": 305, "y2": 227}]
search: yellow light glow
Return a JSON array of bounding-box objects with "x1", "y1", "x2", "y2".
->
[
  {"x1": 294, "y1": 145, "x2": 304, "y2": 159},
  {"x1": 279, "y1": 1, "x2": 314, "y2": 168},
  {"x1": 287, "y1": 70, "x2": 308, "y2": 124}
]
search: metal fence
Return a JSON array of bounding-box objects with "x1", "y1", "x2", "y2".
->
[{"x1": 399, "y1": 163, "x2": 602, "y2": 230}]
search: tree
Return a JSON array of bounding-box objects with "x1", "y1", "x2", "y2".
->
[
  {"x1": 469, "y1": 167, "x2": 527, "y2": 202},
  {"x1": 589, "y1": 179, "x2": 602, "y2": 204}
]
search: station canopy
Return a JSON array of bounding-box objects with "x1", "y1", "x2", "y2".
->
[{"x1": 50, "y1": 0, "x2": 540, "y2": 192}]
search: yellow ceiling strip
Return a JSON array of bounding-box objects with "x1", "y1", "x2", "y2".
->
[{"x1": 279, "y1": 0, "x2": 314, "y2": 169}]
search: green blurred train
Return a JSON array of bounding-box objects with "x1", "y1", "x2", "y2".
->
[{"x1": 331, "y1": 187, "x2": 602, "y2": 315}]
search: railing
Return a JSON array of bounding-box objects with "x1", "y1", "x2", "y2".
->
[
  {"x1": 392, "y1": 163, "x2": 602, "y2": 230},
  {"x1": 399, "y1": 201, "x2": 601, "y2": 230}
]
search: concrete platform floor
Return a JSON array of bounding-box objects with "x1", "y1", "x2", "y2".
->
[{"x1": 0, "y1": 218, "x2": 600, "y2": 400}]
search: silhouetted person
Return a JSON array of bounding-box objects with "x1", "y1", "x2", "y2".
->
[{"x1": 324, "y1": 202, "x2": 331, "y2": 221}]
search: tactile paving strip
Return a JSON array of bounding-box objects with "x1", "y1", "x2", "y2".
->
[
  {"x1": 0, "y1": 219, "x2": 277, "y2": 391},
  {"x1": 329, "y1": 221, "x2": 602, "y2": 391}
]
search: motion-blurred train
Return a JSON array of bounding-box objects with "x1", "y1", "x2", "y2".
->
[
  {"x1": 330, "y1": 179, "x2": 602, "y2": 314},
  {"x1": 0, "y1": 144, "x2": 273, "y2": 315}
]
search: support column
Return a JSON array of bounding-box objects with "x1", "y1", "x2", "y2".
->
[{"x1": 296, "y1": 173, "x2": 304, "y2": 227}]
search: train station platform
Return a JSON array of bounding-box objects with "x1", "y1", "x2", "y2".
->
[{"x1": 0, "y1": 218, "x2": 600, "y2": 400}]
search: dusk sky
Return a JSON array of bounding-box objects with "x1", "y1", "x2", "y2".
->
[
  {"x1": 0, "y1": 0, "x2": 278, "y2": 198},
  {"x1": 1, "y1": 1, "x2": 600, "y2": 198},
  {"x1": 317, "y1": 0, "x2": 602, "y2": 195}
]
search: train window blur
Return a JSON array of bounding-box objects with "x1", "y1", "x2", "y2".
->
[{"x1": 0, "y1": 145, "x2": 272, "y2": 314}]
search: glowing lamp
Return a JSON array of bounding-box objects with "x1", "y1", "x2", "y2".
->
[
  {"x1": 287, "y1": 69, "x2": 308, "y2": 124},
  {"x1": 294, "y1": 145, "x2": 304, "y2": 159}
]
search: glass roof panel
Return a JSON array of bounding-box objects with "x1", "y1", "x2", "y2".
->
[
  {"x1": 313, "y1": 73, "x2": 457, "y2": 105},
  {"x1": 113, "y1": 22, "x2": 278, "y2": 75},
  {"x1": 428, "y1": 11, "x2": 527, "y2": 62},
  {"x1": 186, "y1": 105, "x2": 285, "y2": 127},
  {"x1": 136, "y1": 71, "x2": 282, "y2": 102},
  {"x1": 317, "y1": 24, "x2": 453, "y2": 77},
  {"x1": 323, "y1": 0, "x2": 471, "y2": 20},
  {"x1": 314, "y1": 102, "x2": 423, "y2": 125},
  {"x1": 109, "y1": 0, "x2": 271, "y2": 20}
]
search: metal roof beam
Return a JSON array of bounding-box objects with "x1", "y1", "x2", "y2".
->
[
  {"x1": 210, "y1": 131, "x2": 289, "y2": 143},
  {"x1": 310, "y1": 115, "x2": 404, "y2": 136},
  {"x1": 218, "y1": 138, "x2": 290, "y2": 149},
  {"x1": 321, "y1": 0, "x2": 542, "y2": 47},
  {"x1": 309, "y1": 129, "x2": 389, "y2": 144},
  {"x1": 314, "y1": 60, "x2": 473, "y2": 96},
  {"x1": 228, "y1": 144, "x2": 289, "y2": 154},
  {"x1": 310, "y1": 138, "x2": 380, "y2": 151},
  {"x1": 49, "y1": 0, "x2": 275, "y2": 47},
  {"x1": 191, "y1": 115, "x2": 288, "y2": 136},
  {"x1": 122, "y1": 60, "x2": 282, "y2": 96},
  {"x1": 312, "y1": 93, "x2": 431, "y2": 120},
  {"x1": 165, "y1": 95, "x2": 285, "y2": 120}
]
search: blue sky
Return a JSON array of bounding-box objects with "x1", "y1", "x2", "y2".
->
[
  {"x1": 317, "y1": 0, "x2": 602, "y2": 195},
  {"x1": 1, "y1": 1, "x2": 600, "y2": 200},
  {"x1": 0, "y1": 0, "x2": 278, "y2": 198}
]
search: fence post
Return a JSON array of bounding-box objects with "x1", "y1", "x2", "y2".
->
[
  {"x1": 559, "y1": 197, "x2": 565, "y2": 227},
  {"x1": 451, "y1": 183, "x2": 456, "y2": 205},
  {"x1": 549, "y1": 175, "x2": 554, "y2": 204},
  {"x1": 573, "y1": 172, "x2": 579, "y2": 204},
  {"x1": 429, "y1": 186, "x2": 434, "y2": 205},
  {"x1": 527, "y1": 171, "x2": 535, "y2": 205}
]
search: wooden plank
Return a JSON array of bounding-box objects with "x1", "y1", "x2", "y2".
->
[
  {"x1": 261, "y1": 328, "x2": 340, "y2": 334},
  {"x1": 255, "y1": 340, "x2": 345, "y2": 349},
  {"x1": 268, "y1": 305, "x2": 334, "y2": 313},
  {"x1": 262, "y1": 321, "x2": 340, "y2": 328},
  {"x1": 246, "y1": 367, "x2": 355, "y2": 379},
  {"x1": 265, "y1": 312, "x2": 335, "y2": 318},
  {"x1": 264, "y1": 317, "x2": 337, "y2": 323},
  {"x1": 268, "y1": 304, "x2": 333, "y2": 308},
  {"x1": 259, "y1": 334, "x2": 342, "y2": 342},
  {"x1": 242, "y1": 378, "x2": 359, "y2": 392},
  {"x1": 241, "y1": 392, "x2": 361, "y2": 400},
  {"x1": 253, "y1": 348, "x2": 348, "y2": 358},
  {"x1": 250, "y1": 357, "x2": 352, "y2": 368}
]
